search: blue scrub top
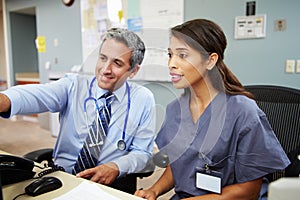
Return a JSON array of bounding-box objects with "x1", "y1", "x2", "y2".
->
[{"x1": 156, "y1": 92, "x2": 290, "y2": 197}]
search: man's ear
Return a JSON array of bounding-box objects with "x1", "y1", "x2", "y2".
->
[
  {"x1": 129, "y1": 65, "x2": 140, "y2": 79},
  {"x1": 206, "y1": 53, "x2": 218, "y2": 71}
]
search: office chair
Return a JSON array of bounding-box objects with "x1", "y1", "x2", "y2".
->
[
  {"x1": 0, "y1": 173, "x2": 3, "y2": 200},
  {"x1": 244, "y1": 85, "x2": 300, "y2": 182},
  {"x1": 23, "y1": 148, "x2": 155, "y2": 194}
]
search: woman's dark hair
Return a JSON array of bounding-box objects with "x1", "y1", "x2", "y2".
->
[{"x1": 171, "y1": 19, "x2": 253, "y2": 99}]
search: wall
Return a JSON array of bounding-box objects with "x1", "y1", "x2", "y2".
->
[
  {"x1": 0, "y1": 2, "x2": 6, "y2": 81},
  {"x1": 4, "y1": 0, "x2": 83, "y2": 84},
  {"x1": 128, "y1": 0, "x2": 300, "y2": 132},
  {"x1": 3, "y1": 0, "x2": 300, "y2": 131},
  {"x1": 185, "y1": 0, "x2": 300, "y2": 89},
  {"x1": 4, "y1": 0, "x2": 300, "y2": 88}
]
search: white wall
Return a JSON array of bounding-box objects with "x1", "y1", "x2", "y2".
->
[{"x1": 185, "y1": 0, "x2": 300, "y2": 89}]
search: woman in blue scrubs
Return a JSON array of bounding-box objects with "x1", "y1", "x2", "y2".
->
[{"x1": 135, "y1": 19, "x2": 290, "y2": 200}]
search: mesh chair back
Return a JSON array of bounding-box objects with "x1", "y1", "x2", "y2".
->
[{"x1": 245, "y1": 85, "x2": 300, "y2": 182}]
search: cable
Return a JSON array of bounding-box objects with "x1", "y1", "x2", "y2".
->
[
  {"x1": 37, "y1": 164, "x2": 65, "y2": 178},
  {"x1": 12, "y1": 193, "x2": 26, "y2": 200},
  {"x1": 11, "y1": 164, "x2": 64, "y2": 200}
]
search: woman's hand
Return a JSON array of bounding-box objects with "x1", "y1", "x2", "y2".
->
[
  {"x1": 134, "y1": 188, "x2": 157, "y2": 200},
  {"x1": 134, "y1": 165, "x2": 174, "y2": 200}
]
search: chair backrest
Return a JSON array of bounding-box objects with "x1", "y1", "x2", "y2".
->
[
  {"x1": 244, "y1": 85, "x2": 300, "y2": 182},
  {"x1": 0, "y1": 173, "x2": 3, "y2": 200}
]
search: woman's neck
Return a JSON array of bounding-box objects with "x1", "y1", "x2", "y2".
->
[{"x1": 189, "y1": 82, "x2": 219, "y2": 123}]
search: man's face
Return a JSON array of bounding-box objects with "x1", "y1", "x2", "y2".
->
[{"x1": 95, "y1": 38, "x2": 137, "y2": 91}]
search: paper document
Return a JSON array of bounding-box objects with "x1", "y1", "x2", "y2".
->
[{"x1": 53, "y1": 181, "x2": 121, "y2": 200}]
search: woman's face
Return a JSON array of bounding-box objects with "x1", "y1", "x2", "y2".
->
[{"x1": 168, "y1": 36, "x2": 209, "y2": 89}]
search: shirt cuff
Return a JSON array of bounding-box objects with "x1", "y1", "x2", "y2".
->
[
  {"x1": 0, "y1": 90, "x2": 22, "y2": 117},
  {"x1": 0, "y1": 107, "x2": 11, "y2": 118}
]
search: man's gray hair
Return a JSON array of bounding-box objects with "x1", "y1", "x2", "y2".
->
[{"x1": 100, "y1": 28, "x2": 145, "y2": 70}]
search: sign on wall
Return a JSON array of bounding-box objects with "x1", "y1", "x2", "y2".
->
[{"x1": 234, "y1": 15, "x2": 266, "y2": 39}]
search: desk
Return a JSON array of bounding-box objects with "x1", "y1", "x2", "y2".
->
[
  {"x1": 15, "y1": 72, "x2": 40, "y2": 85},
  {"x1": 1, "y1": 151, "x2": 143, "y2": 200}
]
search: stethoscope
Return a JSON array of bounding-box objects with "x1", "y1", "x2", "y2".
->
[{"x1": 84, "y1": 77, "x2": 130, "y2": 151}]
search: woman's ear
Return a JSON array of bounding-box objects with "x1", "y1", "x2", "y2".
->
[
  {"x1": 129, "y1": 65, "x2": 140, "y2": 79},
  {"x1": 206, "y1": 53, "x2": 218, "y2": 71}
]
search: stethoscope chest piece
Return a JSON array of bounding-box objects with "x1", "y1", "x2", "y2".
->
[{"x1": 117, "y1": 140, "x2": 126, "y2": 151}]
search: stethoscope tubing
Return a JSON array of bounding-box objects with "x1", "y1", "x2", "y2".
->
[
  {"x1": 122, "y1": 82, "x2": 130, "y2": 141},
  {"x1": 84, "y1": 77, "x2": 130, "y2": 150}
]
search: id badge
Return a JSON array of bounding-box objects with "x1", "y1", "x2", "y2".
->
[{"x1": 195, "y1": 167, "x2": 222, "y2": 194}]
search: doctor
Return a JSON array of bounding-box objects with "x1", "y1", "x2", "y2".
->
[{"x1": 0, "y1": 28, "x2": 156, "y2": 192}]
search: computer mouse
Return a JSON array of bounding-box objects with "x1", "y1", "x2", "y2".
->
[{"x1": 25, "y1": 176, "x2": 63, "y2": 196}]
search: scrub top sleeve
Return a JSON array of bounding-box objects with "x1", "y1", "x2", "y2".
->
[{"x1": 235, "y1": 115, "x2": 290, "y2": 183}]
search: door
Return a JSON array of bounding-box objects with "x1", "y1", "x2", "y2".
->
[{"x1": 9, "y1": 7, "x2": 38, "y2": 86}]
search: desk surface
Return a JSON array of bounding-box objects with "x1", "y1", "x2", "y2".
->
[
  {"x1": 1, "y1": 151, "x2": 143, "y2": 200},
  {"x1": 15, "y1": 72, "x2": 40, "y2": 83},
  {"x1": 3, "y1": 172, "x2": 143, "y2": 200}
]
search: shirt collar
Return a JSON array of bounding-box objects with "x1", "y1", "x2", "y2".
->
[{"x1": 95, "y1": 82, "x2": 127, "y2": 103}]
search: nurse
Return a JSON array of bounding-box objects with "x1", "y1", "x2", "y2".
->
[{"x1": 135, "y1": 18, "x2": 290, "y2": 200}]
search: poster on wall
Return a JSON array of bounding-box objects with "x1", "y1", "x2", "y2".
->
[
  {"x1": 140, "y1": 0, "x2": 183, "y2": 29},
  {"x1": 80, "y1": 0, "x2": 184, "y2": 79},
  {"x1": 35, "y1": 36, "x2": 46, "y2": 53},
  {"x1": 80, "y1": 0, "x2": 109, "y2": 73},
  {"x1": 132, "y1": 0, "x2": 184, "y2": 82}
]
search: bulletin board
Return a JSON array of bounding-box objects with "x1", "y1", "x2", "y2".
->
[
  {"x1": 80, "y1": 0, "x2": 184, "y2": 81},
  {"x1": 129, "y1": 0, "x2": 184, "y2": 82},
  {"x1": 132, "y1": 29, "x2": 170, "y2": 81},
  {"x1": 80, "y1": 0, "x2": 109, "y2": 73},
  {"x1": 234, "y1": 15, "x2": 266, "y2": 39}
]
